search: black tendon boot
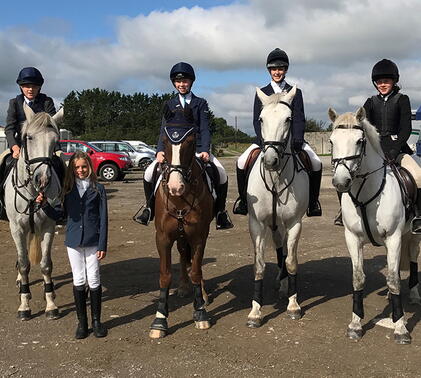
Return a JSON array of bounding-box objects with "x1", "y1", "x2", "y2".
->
[
  {"x1": 233, "y1": 167, "x2": 248, "y2": 215},
  {"x1": 215, "y1": 181, "x2": 234, "y2": 229},
  {"x1": 334, "y1": 191, "x2": 343, "y2": 226},
  {"x1": 307, "y1": 169, "x2": 322, "y2": 217},
  {"x1": 90, "y1": 285, "x2": 107, "y2": 338},
  {"x1": 73, "y1": 285, "x2": 89, "y2": 339},
  {"x1": 411, "y1": 188, "x2": 421, "y2": 234},
  {"x1": 136, "y1": 180, "x2": 155, "y2": 225}
]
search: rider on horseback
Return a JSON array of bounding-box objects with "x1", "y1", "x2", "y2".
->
[
  {"x1": 137, "y1": 62, "x2": 234, "y2": 230},
  {"x1": 233, "y1": 48, "x2": 323, "y2": 217},
  {"x1": 0, "y1": 67, "x2": 64, "y2": 220},
  {"x1": 363, "y1": 59, "x2": 421, "y2": 233}
]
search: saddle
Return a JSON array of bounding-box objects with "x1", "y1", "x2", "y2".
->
[
  {"x1": 390, "y1": 164, "x2": 417, "y2": 219},
  {"x1": 244, "y1": 147, "x2": 261, "y2": 192},
  {"x1": 297, "y1": 150, "x2": 313, "y2": 173},
  {"x1": 0, "y1": 153, "x2": 17, "y2": 222}
]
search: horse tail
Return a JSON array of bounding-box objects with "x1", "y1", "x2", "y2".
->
[
  {"x1": 28, "y1": 233, "x2": 42, "y2": 266},
  {"x1": 400, "y1": 234, "x2": 411, "y2": 271}
]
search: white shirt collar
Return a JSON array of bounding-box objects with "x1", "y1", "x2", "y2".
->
[
  {"x1": 76, "y1": 178, "x2": 91, "y2": 197},
  {"x1": 24, "y1": 97, "x2": 33, "y2": 104},
  {"x1": 179, "y1": 92, "x2": 192, "y2": 106},
  {"x1": 270, "y1": 80, "x2": 287, "y2": 94}
]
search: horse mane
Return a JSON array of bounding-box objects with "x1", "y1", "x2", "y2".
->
[
  {"x1": 332, "y1": 112, "x2": 383, "y2": 157},
  {"x1": 22, "y1": 112, "x2": 59, "y2": 136}
]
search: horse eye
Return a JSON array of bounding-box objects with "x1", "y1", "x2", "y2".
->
[
  {"x1": 259, "y1": 117, "x2": 263, "y2": 123},
  {"x1": 357, "y1": 138, "x2": 364, "y2": 145},
  {"x1": 286, "y1": 117, "x2": 291, "y2": 122},
  {"x1": 26, "y1": 135, "x2": 32, "y2": 140}
]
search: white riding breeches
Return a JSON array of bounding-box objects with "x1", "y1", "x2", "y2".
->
[
  {"x1": 67, "y1": 246, "x2": 101, "y2": 288},
  {"x1": 237, "y1": 142, "x2": 322, "y2": 171},
  {"x1": 144, "y1": 153, "x2": 227, "y2": 184}
]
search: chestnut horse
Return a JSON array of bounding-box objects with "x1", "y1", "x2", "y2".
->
[{"x1": 149, "y1": 126, "x2": 214, "y2": 338}]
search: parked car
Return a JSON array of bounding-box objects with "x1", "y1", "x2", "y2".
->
[
  {"x1": 122, "y1": 140, "x2": 156, "y2": 153},
  {"x1": 59, "y1": 140, "x2": 132, "y2": 181},
  {"x1": 90, "y1": 140, "x2": 155, "y2": 170}
]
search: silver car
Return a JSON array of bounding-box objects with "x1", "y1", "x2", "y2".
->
[{"x1": 90, "y1": 141, "x2": 155, "y2": 170}]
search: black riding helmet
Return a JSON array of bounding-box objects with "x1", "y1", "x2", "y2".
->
[
  {"x1": 16, "y1": 67, "x2": 44, "y2": 86},
  {"x1": 266, "y1": 48, "x2": 289, "y2": 69},
  {"x1": 170, "y1": 62, "x2": 196, "y2": 82},
  {"x1": 371, "y1": 59, "x2": 399, "y2": 83}
]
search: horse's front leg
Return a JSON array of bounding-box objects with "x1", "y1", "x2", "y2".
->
[
  {"x1": 273, "y1": 230, "x2": 288, "y2": 296},
  {"x1": 344, "y1": 229, "x2": 365, "y2": 341},
  {"x1": 176, "y1": 239, "x2": 192, "y2": 298},
  {"x1": 150, "y1": 234, "x2": 173, "y2": 339},
  {"x1": 247, "y1": 218, "x2": 266, "y2": 328},
  {"x1": 11, "y1": 226, "x2": 32, "y2": 320},
  {"x1": 285, "y1": 221, "x2": 302, "y2": 320},
  {"x1": 190, "y1": 240, "x2": 211, "y2": 330},
  {"x1": 385, "y1": 235, "x2": 411, "y2": 344},
  {"x1": 40, "y1": 229, "x2": 59, "y2": 319}
]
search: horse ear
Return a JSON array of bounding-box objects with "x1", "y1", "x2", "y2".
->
[
  {"x1": 355, "y1": 107, "x2": 366, "y2": 123},
  {"x1": 284, "y1": 85, "x2": 297, "y2": 104},
  {"x1": 256, "y1": 87, "x2": 269, "y2": 105},
  {"x1": 52, "y1": 107, "x2": 64, "y2": 124},
  {"x1": 328, "y1": 108, "x2": 337, "y2": 122}
]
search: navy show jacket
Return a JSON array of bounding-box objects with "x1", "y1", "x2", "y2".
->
[
  {"x1": 253, "y1": 82, "x2": 305, "y2": 147},
  {"x1": 156, "y1": 93, "x2": 211, "y2": 154},
  {"x1": 5, "y1": 93, "x2": 56, "y2": 148},
  {"x1": 43, "y1": 182, "x2": 108, "y2": 252}
]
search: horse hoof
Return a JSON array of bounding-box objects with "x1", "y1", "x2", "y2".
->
[
  {"x1": 17, "y1": 310, "x2": 31, "y2": 321},
  {"x1": 149, "y1": 329, "x2": 166, "y2": 339},
  {"x1": 195, "y1": 320, "x2": 211, "y2": 330},
  {"x1": 394, "y1": 332, "x2": 411, "y2": 345},
  {"x1": 287, "y1": 310, "x2": 301, "y2": 320},
  {"x1": 347, "y1": 327, "x2": 362, "y2": 341},
  {"x1": 45, "y1": 309, "x2": 60, "y2": 320},
  {"x1": 246, "y1": 318, "x2": 262, "y2": 328}
]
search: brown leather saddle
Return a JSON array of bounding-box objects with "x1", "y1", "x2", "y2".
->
[{"x1": 392, "y1": 165, "x2": 417, "y2": 218}]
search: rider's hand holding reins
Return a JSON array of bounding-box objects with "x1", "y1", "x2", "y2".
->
[
  {"x1": 198, "y1": 152, "x2": 209, "y2": 162},
  {"x1": 156, "y1": 151, "x2": 166, "y2": 163},
  {"x1": 11, "y1": 145, "x2": 20, "y2": 159},
  {"x1": 35, "y1": 192, "x2": 47, "y2": 206}
]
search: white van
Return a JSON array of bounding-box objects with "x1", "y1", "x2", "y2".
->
[{"x1": 410, "y1": 106, "x2": 421, "y2": 153}]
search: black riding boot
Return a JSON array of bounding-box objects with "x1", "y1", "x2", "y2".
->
[
  {"x1": 233, "y1": 167, "x2": 248, "y2": 215},
  {"x1": 73, "y1": 285, "x2": 89, "y2": 339},
  {"x1": 136, "y1": 180, "x2": 155, "y2": 225},
  {"x1": 215, "y1": 181, "x2": 234, "y2": 229},
  {"x1": 411, "y1": 188, "x2": 421, "y2": 234},
  {"x1": 334, "y1": 191, "x2": 343, "y2": 226},
  {"x1": 90, "y1": 285, "x2": 107, "y2": 338},
  {"x1": 307, "y1": 169, "x2": 322, "y2": 217}
]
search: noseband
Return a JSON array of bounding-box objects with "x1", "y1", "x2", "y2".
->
[
  {"x1": 262, "y1": 100, "x2": 292, "y2": 160},
  {"x1": 331, "y1": 125, "x2": 367, "y2": 180}
]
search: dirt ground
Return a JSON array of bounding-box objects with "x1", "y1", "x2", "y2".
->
[{"x1": 1, "y1": 156, "x2": 421, "y2": 378}]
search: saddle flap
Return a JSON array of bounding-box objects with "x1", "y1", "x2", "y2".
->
[
  {"x1": 244, "y1": 147, "x2": 261, "y2": 172},
  {"x1": 297, "y1": 150, "x2": 312, "y2": 172},
  {"x1": 397, "y1": 166, "x2": 417, "y2": 205}
]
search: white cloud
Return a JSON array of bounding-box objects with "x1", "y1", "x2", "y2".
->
[{"x1": 1, "y1": 0, "x2": 421, "y2": 130}]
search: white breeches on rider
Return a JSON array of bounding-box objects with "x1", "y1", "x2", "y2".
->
[
  {"x1": 237, "y1": 142, "x2": 322, "y2": 171},
  {"x1": 144, "y1": 153, "x2": 227, "y2": 184}
]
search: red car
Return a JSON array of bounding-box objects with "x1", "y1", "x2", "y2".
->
[{"x1": 59, "y1": 140, "x2": 132, "y2": 181}]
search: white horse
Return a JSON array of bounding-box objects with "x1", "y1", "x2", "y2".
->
[
  {"x1": 329, "y1": 107, "x2": 420, "y2": 344},
  {"x1": 4, "y1": 107, "x2": 63, "y2": 320},
  {"x1": 246, "y1": 87, "x2": 309, "y2": 327}
]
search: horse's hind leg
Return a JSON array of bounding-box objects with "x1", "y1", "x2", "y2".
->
[
  {"x1": 285, "y1": 222, "x2": 302, "y2": 320},
  {"x1": 247, "y1": 218, "x2": 266, "y2": 328},
  {"x1": 11, "y1": 227, "x2": 32, "y2": 320},
  {"x1": 408, "y1": 236, "x2": 421, "y2": 305},
  {"x1": 385, "y1": 235, "x2": 411, "y2": 344},
  {"x1": 40, "y1": 230, "x2": 59, "y2": 319},
  {"x1": 344, "y1": 229, "x2": 365, "y2": 340}
]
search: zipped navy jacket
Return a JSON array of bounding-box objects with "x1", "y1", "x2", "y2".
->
[
  {"x1": 5, "y1": 93, "x2": 56, "y2": 148},
  {"x1": 42, "y1": 183, "x2": 108, "y2": 252},
  {"x1": 253, "y1": 81, "x2": 305, "y2": 148},
  {"x1": 157, "y1": 93, "x2": 211, "y2": 154}
]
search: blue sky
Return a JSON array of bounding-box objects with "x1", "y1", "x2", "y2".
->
[{"x1": 1, "y1": 0, "x2": 421, "y2": 134}]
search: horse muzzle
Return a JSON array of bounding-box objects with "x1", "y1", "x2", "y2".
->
[
  {"x1": 263, "y1": 149, "x2": 281, "y2": 171},
  {"x1": 332, "y1": 172, "x2": 352, "y2": 193}
]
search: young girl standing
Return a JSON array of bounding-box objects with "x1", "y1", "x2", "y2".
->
[{"x1": 38, "y1": 151, "x2": 108, "y2": 339}]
